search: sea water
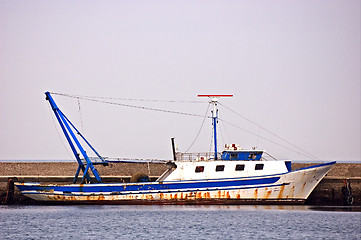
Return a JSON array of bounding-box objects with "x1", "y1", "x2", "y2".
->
[{"x1": 0, "y1": 205, "x2": 360, "y2": 240}]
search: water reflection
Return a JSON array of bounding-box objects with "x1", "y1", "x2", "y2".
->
[
  {"x1": 309, "y1": 205, "x2": 361, "y2": 212},
  {"x1": 1, "y1": 204, "x2": 360, "y2": 212},
  {"x1": 63, "y1": 204, "x2": 361, "y2": 212},
  {"x1": 120, "y1": 204, "x2": 361, "y2": 212},
  {"x1": 1, "y1": 204, "x2": 360, "y2": 240}
]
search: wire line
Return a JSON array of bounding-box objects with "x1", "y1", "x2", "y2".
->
[
  {"x1": 185, "y1": 103, "x2": 211, "y2": 153},
  {"x1": 51, "y1": 92, "x2": 203, "y2": 103},
  {"x1": 50, "y1": 92, "x2": 209, "y2": 118},
  {"x1": 218, "y1": 103, "x2": 319, "y2": 160}
]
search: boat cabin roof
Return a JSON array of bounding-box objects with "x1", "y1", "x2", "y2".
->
[
  {"x1": 221, "y1": 150, "x2": 263, "y2": 161},
  {"x1": 175, "y1": 149, "x2": 264, "y2": 162}
]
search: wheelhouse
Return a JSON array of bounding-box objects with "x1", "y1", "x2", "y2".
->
[{"x1": 221, "y1": 150, "x2": 263, "y2": 161}]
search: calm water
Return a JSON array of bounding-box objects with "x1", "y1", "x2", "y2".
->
[{"x1": 0, "y1": 205, "x2": 360, "y2": 240}]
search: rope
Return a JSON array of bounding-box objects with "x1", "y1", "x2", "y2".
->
[
  {"x1": 48, "y1": 92, "x2": 318, "y2": 161},
  {"x1": 218, "y1": 120, "x2": 225, "y2": 148},
  {"x1": 47, "y1": 105, "x2": 74, "y2": 160},
  {"x1": 263, "y1": 152, "x2": 278, "y2": 161},
  {"x1": 77, "y1": 97, "x2": 85, "y2": 134},
  {"x1": 105, "y1": 157, "x2": 169, "y2": 163},
  {"x1": 50, "y1": 92, "x2": 203, "y2": 103},
  {"x1": 209, "y1": 123, "x2": 214, "y2": 155},
  {"x1": 219, "y1": 103, "x2": 319, "y2": 160},
  {"x1": 219, "y1": 118, "x2": 318, "y2": 159},
  {"x1": 220, "y1": 118, "x2": 231, "y2": 144},
  {"x1": 184, "y1": 103, "x2": 211, "y2": 153},
  {"x1": 50, "y1": 92, "x2": 209, "y2": 119}
]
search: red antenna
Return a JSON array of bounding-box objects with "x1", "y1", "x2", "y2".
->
[{"x1": 197, "y1": 95, "x2": 233, "y2": 98}]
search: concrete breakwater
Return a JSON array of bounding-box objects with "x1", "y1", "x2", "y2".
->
[{"x1": 0, "y1": 162, "x2": 360, "y2": 205}]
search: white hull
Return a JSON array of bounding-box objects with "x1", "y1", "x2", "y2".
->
[{"x1": 16, "y1": 162, "x2": 334, "y2": 204}]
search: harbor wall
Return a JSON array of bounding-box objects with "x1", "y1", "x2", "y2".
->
[
  {"x1": 0, "y1": 162, "x2": 360, "y2": 205},
  {"x1": 292, "y1": 163, "x2": 360, "y2": 205}
]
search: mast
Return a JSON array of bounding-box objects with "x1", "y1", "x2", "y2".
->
[{"x1": 198, "y1": 95, "x2": 233, "y2": 160}]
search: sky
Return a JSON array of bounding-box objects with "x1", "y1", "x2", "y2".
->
[{"x1": 0, "y1": 0, "x2": 360, "y2": 162}]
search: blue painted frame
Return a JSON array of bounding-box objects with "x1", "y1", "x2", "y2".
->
[{"x1": 45, "y1": 92, "x2": 106, "y2": 183}]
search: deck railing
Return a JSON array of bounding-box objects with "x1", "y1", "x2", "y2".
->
[
  {"x1": 175, "y1": 152, "x2": 276, "y2": 162},
  {"x1": 175, "y1": 152, "x2": 222, "y2": 162}
]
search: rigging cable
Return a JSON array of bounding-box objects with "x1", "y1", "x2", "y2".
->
[
  {"x1": 49, "y1": 92, "x2": 317, "y2": 160},
  {"x1": 219, "y1": 118, "x2": 317, "y2": 160},
  {"x1": 47, "y1": 104, "x2": 74, "y2": 160},
  {"x1": 51, "y1": 92, "x2": 204, "y2": 103},
  {"x1": 50, "y1": 92, "x2": 209, "y2": 119},
  {"x1": 220, "y1": 116, "x2": 231, "y2": 144},
  {"x1": 77, "y1": 97, "x2": 85, "y2": 134},
  {"x1": 217, "y1": 112, "x2": 227, "y2": 148},
  {"x1": 209, "y1": 121, "x2": 214, "y2": 155},
  {"x1": 218, "y1": 102, "x2": 319, "y2": 160},
  {"x1": 184, "y1": 102, "x2": 211, "y2": 153}
]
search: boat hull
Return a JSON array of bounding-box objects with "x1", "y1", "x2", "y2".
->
[{"x1": 15, "y1": 162, "x2": 334, "y2": 205}]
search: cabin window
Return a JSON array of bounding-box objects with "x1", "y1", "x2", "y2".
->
[
  {"x1": 255, "y1": 164, "x2": 264, "y2": 170},
  {"x1": 195, "y1": 166, "x2": 204, "y2": 173},
  {"x1": 215, "y1": 165, "x2": 225, "y2": 172},
  {"x1": 248, "y1": 153, "x2": 257, "y2": 160},
  {"x1": 235, "y1": 164, "x2": 245, "y2": 171},
  {"x1": 230, "y1": 153, "x2": 238, "y2": 160}
]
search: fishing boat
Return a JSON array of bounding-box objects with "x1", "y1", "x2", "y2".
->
[{"x1": 15, "y1": 92, "x2": 335, "y2": 204}]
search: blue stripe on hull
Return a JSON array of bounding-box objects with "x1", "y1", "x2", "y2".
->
[
  {"x1": 23, "y1": 182, "x2": 288, "y2": 197},
  {"x1": 292, "y1": 161, "x2": 336, "y2": 172},
  {"x1": 17, "y1": 176, "x2": 280, "y2": 194}
]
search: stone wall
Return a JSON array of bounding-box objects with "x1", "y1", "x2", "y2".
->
[{"x1": 0, "y1": 162, "x2": 359, "y2": 205}]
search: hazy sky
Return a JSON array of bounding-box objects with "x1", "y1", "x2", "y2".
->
[{"x1": 0, "y1": 0, "x2": 360, "y2": 162}]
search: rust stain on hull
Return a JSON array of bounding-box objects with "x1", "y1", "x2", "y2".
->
[
  {"x1": 265, "y1": 190, "x2": 272, "y2": 199},
  {"x1": 217, "y1": 190, "x2": 221, "y2": 198},
  {"x1": 226, "y1": 191, "x2": 230, "y2": 199},
  {"x1": 37, "y1": 195, "x2": 306, "y2": 205},
  {"x1": 196, "y1": 192, "x2": 202, "y2": 199},
  {"x1": 277, "y1": 185, "x2": 285, "y2": 199},
  {"x1": 38, "y1": 187, "x2": 307, "y2": 205}
]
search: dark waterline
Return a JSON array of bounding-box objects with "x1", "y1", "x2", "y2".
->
[{"x1": 1, "y1": 205, "x2": 360, "y2": 240}]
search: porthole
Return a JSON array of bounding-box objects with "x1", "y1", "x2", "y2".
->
[
  {"x1": 216, "y1": 165, "x2": 225, "y2": 172},
  {"x1": 195, "y1": 166, "x2": 204, "y2": 173},
  {"x1": 235, "y1": 164, "x2": 245, "y2": 171}
]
